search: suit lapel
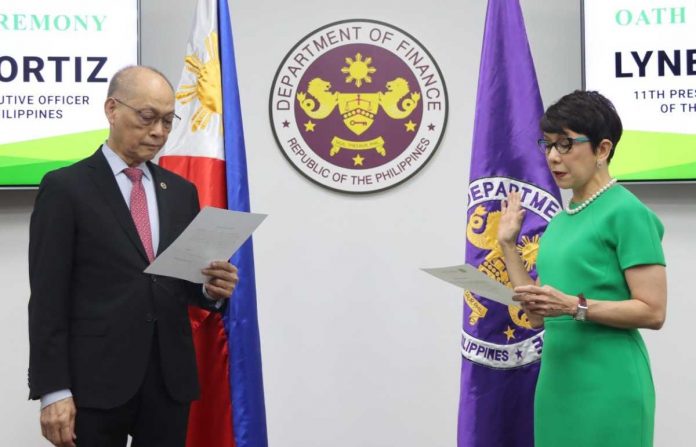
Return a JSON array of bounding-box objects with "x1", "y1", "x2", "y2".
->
[
  {"x1": 87, "y1": 148, "x2": 150, "y2": 263},
  {"x1": 149, "y1": 162, "x2": 172, "y2": 256}
]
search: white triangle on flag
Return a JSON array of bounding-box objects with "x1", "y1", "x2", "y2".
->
[{"x1": 160, "y1": 0, "x2": 224, "y2": 161}]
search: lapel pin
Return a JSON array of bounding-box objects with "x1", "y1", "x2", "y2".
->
[{"x1": 160, "y1": 182, "x2": 167, "y2": 190}]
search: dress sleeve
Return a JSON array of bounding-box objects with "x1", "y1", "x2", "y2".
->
[{"x1": 615, "y1": 201, "x2": 665, "y2": 270}]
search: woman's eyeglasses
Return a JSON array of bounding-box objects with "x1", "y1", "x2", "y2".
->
[{"x1": 537, "y1": 136, "x2": 591, "y2": 154}]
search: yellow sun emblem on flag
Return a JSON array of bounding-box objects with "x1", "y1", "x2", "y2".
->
[
  {"x1": 516, "y1": 234, "x2": 540, "y2": 271},
  {"x1": 341, "y1": 53, "x2": 376, "y2": 88},
  {"x1": 176, "y1": 32, "x2": 222, "y2": 132}
]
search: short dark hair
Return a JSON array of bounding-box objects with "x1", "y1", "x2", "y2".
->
[
  {"x1": 540, "y1": 90, "x2": 623, "y2": 163},
  {"x1": 107, "y1": 65, "x2": 175, "y2": 99}
]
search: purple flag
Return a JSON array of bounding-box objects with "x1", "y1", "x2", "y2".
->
[{"x1": 458, "y1": 2, "x2": 561, "y2": 447}]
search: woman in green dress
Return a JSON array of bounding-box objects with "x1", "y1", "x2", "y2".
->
[{"x1": 497, "y1": 90, "x2": 667, "y2": 447}]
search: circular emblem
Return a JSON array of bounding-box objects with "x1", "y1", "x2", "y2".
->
[
  {"x1": 463, "y1": 177, "x2": 561, "y2": 369},
  {"x1": 269, "y1": 19, "x2": 448, "y2": 193}
]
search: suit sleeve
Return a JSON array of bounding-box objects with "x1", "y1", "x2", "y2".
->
[{"x1": 28, "y1": 173, "x2": 75, "y2": 399}]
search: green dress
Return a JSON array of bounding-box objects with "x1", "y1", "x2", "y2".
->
[{"x1": 535, "y1": 185, "x2": 665, "y2": 447}]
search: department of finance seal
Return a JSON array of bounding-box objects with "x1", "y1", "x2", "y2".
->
[{"x1": 269, "y1": 19, "x2": 448, "y2": 193}]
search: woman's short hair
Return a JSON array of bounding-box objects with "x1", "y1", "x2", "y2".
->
[{"x1": 540, "y1": 90, "x2": 623, "y2": 163}]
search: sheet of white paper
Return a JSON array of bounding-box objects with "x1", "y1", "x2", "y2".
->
[
  {"x1": 144, "y1": 207, "x2": 267, "y2": 283},
  {"x1": 421, "y1": 264, "x2": 515, "y2": 306}
]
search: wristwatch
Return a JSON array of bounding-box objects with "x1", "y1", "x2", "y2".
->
[{"x1": 574, "y1": 293, "x2": 588, "y2": 321}]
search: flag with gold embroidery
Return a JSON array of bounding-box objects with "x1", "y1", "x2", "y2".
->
[
  {"x1": 458, "y1": 1, "x2": 560, "y2": 446},
  {"x1": 158, "y1": 0, "x2": 267, "y2": 446}
]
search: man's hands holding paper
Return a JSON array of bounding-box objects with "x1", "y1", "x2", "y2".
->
[
  {"x1": 144, "y1": 208, "x2": 266, "y2": 284},
  {"x1": 202, "y1": 261, "x2": 239, "y2": 300}
]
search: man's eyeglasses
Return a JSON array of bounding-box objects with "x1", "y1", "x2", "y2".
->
[
  {"x1": 537, "y1": 136, "x2": 591, "y2": 154},
  {"x1": 111, "y1": 97, "x2": 180, "y2": 130}
]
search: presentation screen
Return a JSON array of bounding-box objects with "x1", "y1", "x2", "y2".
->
[
  {"x1": 582, "y1": 0, "x2": 696, "y2": 182},
  {"x1": 0, "y1": 0, "x2": 139, "y2": 188}
]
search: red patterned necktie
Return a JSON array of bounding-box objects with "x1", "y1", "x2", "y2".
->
[{"x1": 123, "y1": 167, "x2": 155, "y2": 262}]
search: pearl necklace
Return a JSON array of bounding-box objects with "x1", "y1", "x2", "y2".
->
[{"x1": 565, "y1": 178, "x2": 617, "y2": 215}]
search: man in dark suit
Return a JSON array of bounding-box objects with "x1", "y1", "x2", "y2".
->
[{"x1": 28, "y1": 66, "x2": 238, "y2": 447}]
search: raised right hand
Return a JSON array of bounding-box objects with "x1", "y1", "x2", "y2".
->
[
  {"x1": 497, "y1": 191, "x2": 526, "y2": 246},
  {"x1": 40, "y1": 397, "x2": 76, "y2": 447}
]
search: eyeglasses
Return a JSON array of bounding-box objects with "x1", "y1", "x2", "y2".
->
[
  {"x1": 111, "y1": 97, "x2": 180, "y2": 130},
  {"x1": 537, "y1": 136, "x2": 591, "y2": 154}
]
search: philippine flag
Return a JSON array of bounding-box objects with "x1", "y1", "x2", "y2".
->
[{"x1": 158, "y1": 0, "x2": 268, "y2": 446}]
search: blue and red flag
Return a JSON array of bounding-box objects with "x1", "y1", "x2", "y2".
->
[
  {"x1": 159, "y1": 0, "x2": 267, "y2": 446},
  {"x1": 458, "y1": 1, "x2": 561, "y2": 446}
]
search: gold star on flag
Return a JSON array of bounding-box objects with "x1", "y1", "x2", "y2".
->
[
  {"x1": 352, "y1": 154, "x2": 365, "y2": 166},
  {"x1": 405, "y1": 120, "x2": 417, "y2": 132},
  {"x1": 503, "y1": 326, "x2": 516, "y2": 341},
  {"x1": 304, "y1": 120, "x2": 316, "y2": 132}
]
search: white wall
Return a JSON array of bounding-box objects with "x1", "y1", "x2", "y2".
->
[{"x1": 3, "y1": 1, "x2": 694, "y2": 445}]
